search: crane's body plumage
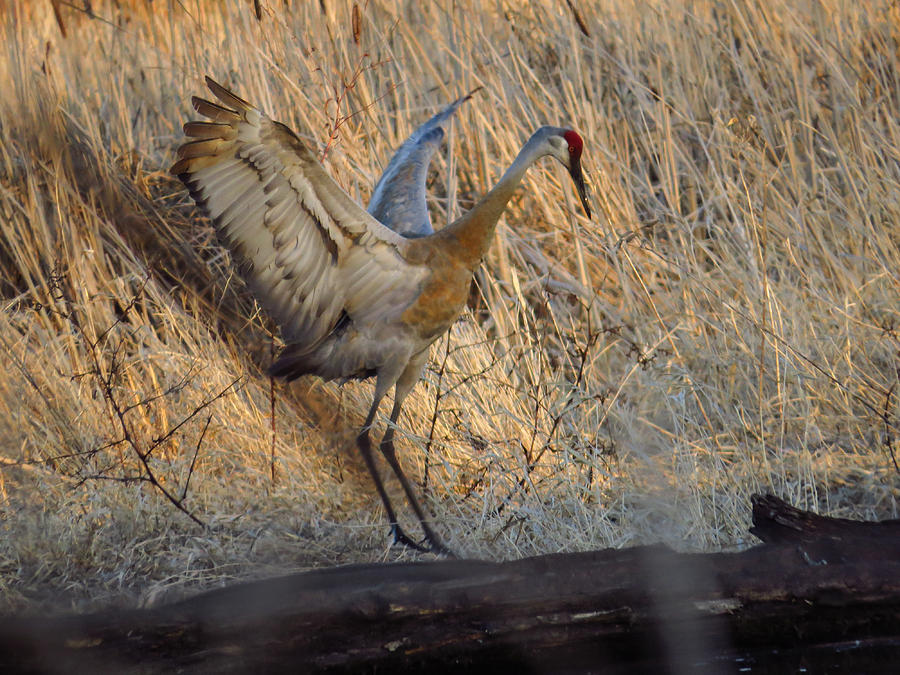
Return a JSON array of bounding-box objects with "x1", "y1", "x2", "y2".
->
[{"x1": 173, "y1": 77, "x2": 590, "y2": 554}]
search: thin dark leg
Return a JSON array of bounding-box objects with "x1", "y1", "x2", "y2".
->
[
  {"x1": 380, "y1": 403, "x2": 456, "y2": 558},
  {"x1": 356, "y1": 430, "x2": 427, "y2": 552},
  {"x1": 356, "y1": 393, "x2": 427, "y2": 553}
]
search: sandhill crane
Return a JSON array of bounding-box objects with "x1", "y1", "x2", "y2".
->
[{"x1": 171, "y1": 77, "x2": 591, "y2": 556}]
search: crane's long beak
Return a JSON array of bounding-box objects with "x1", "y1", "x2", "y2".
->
[{"x1": 569, "y1": 160, "x2": 592, "y2": 219}]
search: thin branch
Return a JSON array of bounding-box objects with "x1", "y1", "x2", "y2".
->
[
  {"x1": 181, "y1": 414, "x2": 211, "y2": 502},
  {"x1": 149, "y1": 376, "x2": 242, "y2": 458},
  {"x1": 55, "y1": 277, "x2": 213, "y2": 528},
  {"x1": 885, "y1": 381, "x2": 899, "y2": 475}
]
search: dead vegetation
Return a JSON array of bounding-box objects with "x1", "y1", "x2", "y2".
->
[{"x1": 0, "y1": 0, "x2": 898, "y2": 612}]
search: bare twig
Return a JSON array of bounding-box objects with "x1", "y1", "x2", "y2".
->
[
  {"x1": 181, "y1": 414, "x2": 212, "y2": 501},
  {"x1": 270, "y1": 372, "x2": 278, "y2": 484},
  {"x1": 51, "y1": 274, "x2": 241, "y2": 528},
  {"x1": 885, "y1": 380, "x2": 899, "y2": 475}
]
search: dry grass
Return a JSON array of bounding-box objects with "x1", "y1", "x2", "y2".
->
[{"x1": 1, "y1": 0, "x2": 898, "y2": 613}]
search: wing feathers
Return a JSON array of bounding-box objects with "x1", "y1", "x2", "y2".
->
[
  {"x1": 368, "y1": 89, "x2": 478, "y2": 237},
  {"x1": 172, "y1": 77, "x2": 428, "y2": 349},
  {"x1": 191, "y1": 97, "x2": 241, "y2": 123},
  {"x1": 183, "y1": 121, "x2": 237, "y2": 140},
  {"x1": 176, "y1": 138, "x2": 230, "y2": 159},
  {"x1": 194, "y1": 156, "x2": 242, "y2": 182},
  {"x1": 204, "y1": 75, "x2": 254, "y2": 112}
]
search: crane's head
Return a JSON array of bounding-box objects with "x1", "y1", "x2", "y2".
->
[{"x1": 544, "y1": 128, "x2": 592, "y2": 219}]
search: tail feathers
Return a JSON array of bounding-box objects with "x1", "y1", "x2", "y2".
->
[
  {"x1": 269, "y1": 336, "x2": 377, "y2": 383},
  {"x1": 268, "y1": 343, "x2": 318, "y2": 381}
]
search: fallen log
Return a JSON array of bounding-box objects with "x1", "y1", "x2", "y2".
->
[{"x1": 1, "y1": 494, "x2": 899, "y2": 673}]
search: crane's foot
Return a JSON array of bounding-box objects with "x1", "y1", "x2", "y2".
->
[
  {"x1": 389, "y1": 523, "x2": 430, "y2": 553},
  {"x1": 389, "y1": 523, "x2": 457, "y2": 558}
]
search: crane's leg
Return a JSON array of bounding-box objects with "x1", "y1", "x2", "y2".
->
[
  {"x1": 357, "y1": 372, "x2": 428, "y2": 553},
  {"x1": 378, "y1": 354, "x2": 456, "y2": 557}
]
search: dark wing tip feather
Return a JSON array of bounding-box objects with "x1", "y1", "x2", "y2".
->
[
  {"x1": 169, "y1": 159, "x2": 189, "y2": 176},
  {"x1": 462, "y1": 85, "x2": 484, "y2": 102},
  {"x1": 183, "y1": 121, "x2": 236, "y2": 139},
  {"x1": 205, "y1": 76, "x2": 254, "y2": 112},
  {"x1": 191, "y1": 96, "x2": 241, "y2": 122},
  {"x1": 176, "y1": 138, "x2": 226, "y2": 159}
]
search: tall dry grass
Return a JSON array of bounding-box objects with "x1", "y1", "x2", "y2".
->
[{"x1": 0, "y1": 0, "x2": 898, "y2": 611}]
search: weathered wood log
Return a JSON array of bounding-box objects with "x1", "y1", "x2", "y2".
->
[
  {"x1": 750, "y1": 493, "x2": 900, "y2": 550},
  {"x1": 1, "y1": 493, "x2": 898, "y2": 673}
]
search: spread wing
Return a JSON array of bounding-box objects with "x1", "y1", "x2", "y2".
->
[
  {"x1": 367, "y1": 90, "x2": 478, "y2": 238},
  {"x1": 171, "y1": 77, "x2": 428, "y2": 347}
]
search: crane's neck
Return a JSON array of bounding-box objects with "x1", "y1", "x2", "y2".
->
[{"x1": 439, "y1": 131, "x2": 548, "y2": 267}]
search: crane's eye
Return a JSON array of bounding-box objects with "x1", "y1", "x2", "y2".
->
[{"x1": 568, "y1": 146, "x2": 576, "y2": 154}]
